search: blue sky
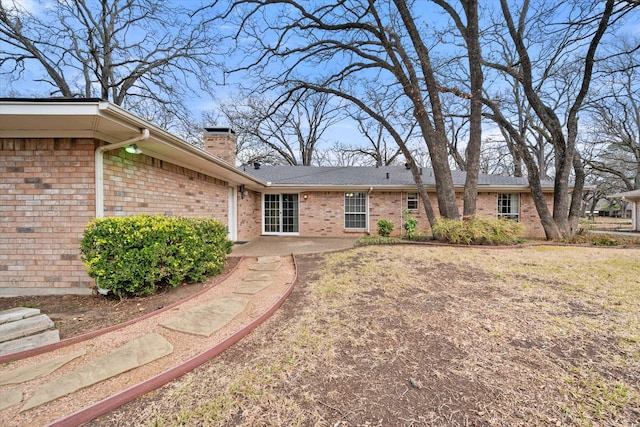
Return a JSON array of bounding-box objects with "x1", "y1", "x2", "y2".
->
[{"x1": 3, "y1": 0, "x2": 639, "y2": 162}]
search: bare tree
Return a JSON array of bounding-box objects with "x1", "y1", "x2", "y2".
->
[
  {"x1": 433, "y1": 0, "x2": 484, "y2": 216},
  {"x1": 584, "y1": 38, "x2": 640, "y2": 193},
  {"x1": 0, "y1": 0, "x2": 221, "y2": 127},
  {"x1": 342, "y1": 87, "x2": 415, "y2": 167},
  {"x1": 209, "y1": 0, "x2": 497, "y2": 225},
  {"x1": 481, "y1": 0, "x2": 632, "y2": 239},
  {"x1": 217, "y1": 91, "x2": 343, "y2": 166}
]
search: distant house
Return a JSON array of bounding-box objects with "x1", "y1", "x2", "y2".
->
[
  {"x1": 245, "y1": 164, "x2": 552, "y2": 239},
  {"x1": 607, "y1": 190, "x2": 640, "y2": 231},
  {"x1": 1, "y1": 99, "x2": 553, "y2": 296}
]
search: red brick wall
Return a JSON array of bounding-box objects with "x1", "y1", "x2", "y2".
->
[
  {"x1": 102, "y1": 151, "x2": 228, "y2": 219},
  {"x1": 1, "y1": 138, "x2": 97, "y2": 295},
  {"x1": 299, "y1": 191, "x2": 351, "y2": 236},
  {"x1": 294, "y1": 190, "x2": 550, "y2": 238},
  {"x1": 237, "y1": 189, "x2": 261, "y2": 241},
  {"x1": 202, "y1": 130, "x2": 236, "y2": 165},
  {"x1": 1, "y1": 138, "x2": 232, "y2": 296}
]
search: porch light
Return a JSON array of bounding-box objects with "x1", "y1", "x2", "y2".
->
[
  {"x1": 303, "y1": 194, "x2": 308, "y2": 200},
  {"x1": 125, "y1": 144, "x2": 142, "y2": 154},
  {"x1": 239, "y1": 185, "x2": 248, "y2": 199}
]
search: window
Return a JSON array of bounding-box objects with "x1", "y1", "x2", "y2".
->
[
  {"x1": 407, "y1": 192, "x2": 419, "y2": 211},
  {"x1": 344, "y1": 192, "x2": 367, "y2": 229},
  {"x1": 497, "y1": 193, "x2": 520, "y2": 221}
]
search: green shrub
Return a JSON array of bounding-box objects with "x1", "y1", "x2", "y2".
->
[
  {"x1": 377, "y1": 219, "x2": 395, "y2": 237},
  {"x1": 432, "y1": 215, "x2": 524, "y2": 245},
  {"x1": 80, "y1": 215, "x2": 232, "y2": 297},
  {"x1": 404, "y1": 212, "x2": 419, "y2": 240}
]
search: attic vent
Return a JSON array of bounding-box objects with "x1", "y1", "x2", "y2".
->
[{"x1": 254, "y1": 162, "x2": 261, "y2": 170}]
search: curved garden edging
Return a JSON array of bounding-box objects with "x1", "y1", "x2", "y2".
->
[
  {"x1": 45, "y1": 254, "x2": 298, "y2": 427},
  {"x1": 0, "y1": 258, "x2": 244, "y2": 365}
]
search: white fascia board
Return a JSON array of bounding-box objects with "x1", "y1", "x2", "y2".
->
[{"x1": 0, "y1": 99, "x2": 265, "y2": 188}]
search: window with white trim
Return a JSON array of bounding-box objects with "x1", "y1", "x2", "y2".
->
[
  {"x1": 407, "y1": 192, "x2": 419, "y2": 211},
  {"x1": 344, "y1": 192, "x2": 367, "y2": 229},
  {"x1": 497, "y1": 193, "x2": 520, "y2": 221}
]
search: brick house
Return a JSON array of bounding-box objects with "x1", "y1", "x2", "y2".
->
[
  {"x1": 246, "y1": 165, "x2": 552, "y2": 240},
  {"x1": 1, "y1": 99, "x2": 264, "y2": 296},
  {"x1": 1, "y1": 99, "x2": 553, "y2": 296},
  {"x1": 608, "y1": 190, "x2": 640, "y2": 231}
]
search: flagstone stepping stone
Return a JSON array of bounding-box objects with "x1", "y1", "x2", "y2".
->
[
  {"x1": 0, "y1": 389, "x2": 23, "y2": 411},
  {"x1": 235, "y1": 280, "x2": 273, "y2": 295},
  {"x1": 160, "y1": 296, "x2": 248, "y2": 337},
  {"x1": 256, "y1": 256, "x2": 281, "y2": 264},
  {"x1": 244, "y1": 272, "x2": 272, "y2": 282},
  {"x1": 0, "y1": 314, "x2": 54, "y2": 343},
  {"x1": 0, "y1": 307, "x2": 41, "y2": 325},
  {"x1": 21, "y1": 333, "x2": 173, "y2": 411},
  {"x1": 0, "y1": 330, "x2": 60, "y2": 357},
  {"x1": 0, "y1": 349, "x2": 86, "y2": 386},
  {"x1": 248, "y1": 262, "x2": 281, "y2": 271}
]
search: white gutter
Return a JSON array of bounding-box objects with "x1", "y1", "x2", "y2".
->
[{"x1": 94, "y1": 129, "x2": 150, "y2": 218}]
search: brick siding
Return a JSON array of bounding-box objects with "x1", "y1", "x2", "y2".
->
[
  {"x1": 237, "y1": 190, "x2": 262, "y2": 241},
  {"x1": 102, "y1": 151, "x2": 228, "y2": 219},
  {"x1": 1, "y1": 138, "x2": 231, "y2": 296},
  {"x1": 202, "y1": 129, "x2": 236, "y2": 165},
  {"x1": 294, "y1": 190, "x2": 549, "y2": 238},
  {"x1": 1, "y1": 138, "x2": 97, "y2": 295}
]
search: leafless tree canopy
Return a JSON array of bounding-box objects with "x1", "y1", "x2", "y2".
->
[
  {"x1": 209, "y1": 0, "x2": 499, "y2": 224},
  {"x1": 0, "y1": 0, "x2": 222, "y2": 127},
  {"x1": 479, "y1": 0, "x2": 636, "y2": 238},
  {"x1": 216, "y1": 91, "x2": 343, "y2": 166},
  {"x1": 2, "y1": 0, "x2": 639, "y2": 238},
  {"x1": 208, "y1": 0, "x2": 637, "y2": 236}
]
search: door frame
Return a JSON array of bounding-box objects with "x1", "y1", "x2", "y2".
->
[
  {"x1": 262, "y1": 193, "x2": 300, "y2": 235},
  {"x1": 227, "y1": 186, "x2": 237, "y2": 241}
]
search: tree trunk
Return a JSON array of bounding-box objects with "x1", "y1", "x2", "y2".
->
[
  {"x1": 461, "y1": 0, "x2": 483, "y2": 217},
  {"x1": 393, "y1": 0, "x2": 460, "y2": 220}
]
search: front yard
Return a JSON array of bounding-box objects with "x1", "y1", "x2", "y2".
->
[{"x1": 93, "y1": 244, "x2": 640, "y2": 426}]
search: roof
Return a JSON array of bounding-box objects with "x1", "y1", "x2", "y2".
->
[
  {"x1": 0, "y1": 98, "x2": 554, "y2": 194},
  {"x1": 608, "y1": 189, "x2": 640, "y2": 200},
  {"x1": 0, "y1": 98, "x2": 264, "y2": 189},
  {"x1": 244, "y1": 165, "x2": 553, "y2": 192}
]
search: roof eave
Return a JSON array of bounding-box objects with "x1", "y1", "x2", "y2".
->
[{"x1": 0, "y1": 99, "x2": 266, "y2": 189}]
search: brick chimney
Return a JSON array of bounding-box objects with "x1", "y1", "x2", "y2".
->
[{"x1": 203, "y1": 127, "x2": 236, "y2": 165}]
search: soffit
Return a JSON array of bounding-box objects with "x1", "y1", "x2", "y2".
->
[{"x1": 0, "y1": 99, "x2": 264, "y2": 189}]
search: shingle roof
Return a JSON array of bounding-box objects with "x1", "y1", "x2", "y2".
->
[{"x1": 243, "y1": 165, "x2": 550, "y2": 189}]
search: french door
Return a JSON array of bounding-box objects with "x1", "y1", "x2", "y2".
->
[{"x1": 263, "y1": 193, "x2": 299, "y2": 234}]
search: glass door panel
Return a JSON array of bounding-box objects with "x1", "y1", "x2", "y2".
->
[
  {"x1": 264, "y1": 194, "x2": 281, "y2": 233},
  {"x1": 282, "y1": 194, "x2": 299, "y2": 233},
  {"x1": 263, "y1": 194, "x2": 299, "y2": 234}
]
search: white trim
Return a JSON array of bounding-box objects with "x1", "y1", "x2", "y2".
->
[
  {"x1": 261, "y1": 193, "x2": 300, "y2": 235},
  {"x1": 344, "y1": 191, "x2": 369, "y2": 231},
  {"x1": 228, "y1": 187, "x2": 238, "y2": 241},
  {"x1": 94, "y1": 129, "x2": 149, "y2": 218}
]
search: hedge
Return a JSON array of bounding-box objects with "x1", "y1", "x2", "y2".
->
[
  {"x1": 80, "y1": 215, "x2": 232, "y2": 297},
  {"x1": 432, "y1": 215, "x2": 524, "y2": 245}
]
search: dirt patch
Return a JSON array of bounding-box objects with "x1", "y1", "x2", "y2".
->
[
  {"x1": 3, "y1": 246, "x2": 639, "y2": 426},
  {"x1": 0, "y1": 257, "x2": 240, "y2": 339}
]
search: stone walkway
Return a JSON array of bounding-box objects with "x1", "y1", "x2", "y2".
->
[{"x1": 0, "y1": 255, "x2": 296, "y2": 427}]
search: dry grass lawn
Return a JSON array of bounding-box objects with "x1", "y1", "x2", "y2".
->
[{"x1": 91, "y1": 244, "x2": 640, "y2": 426}]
